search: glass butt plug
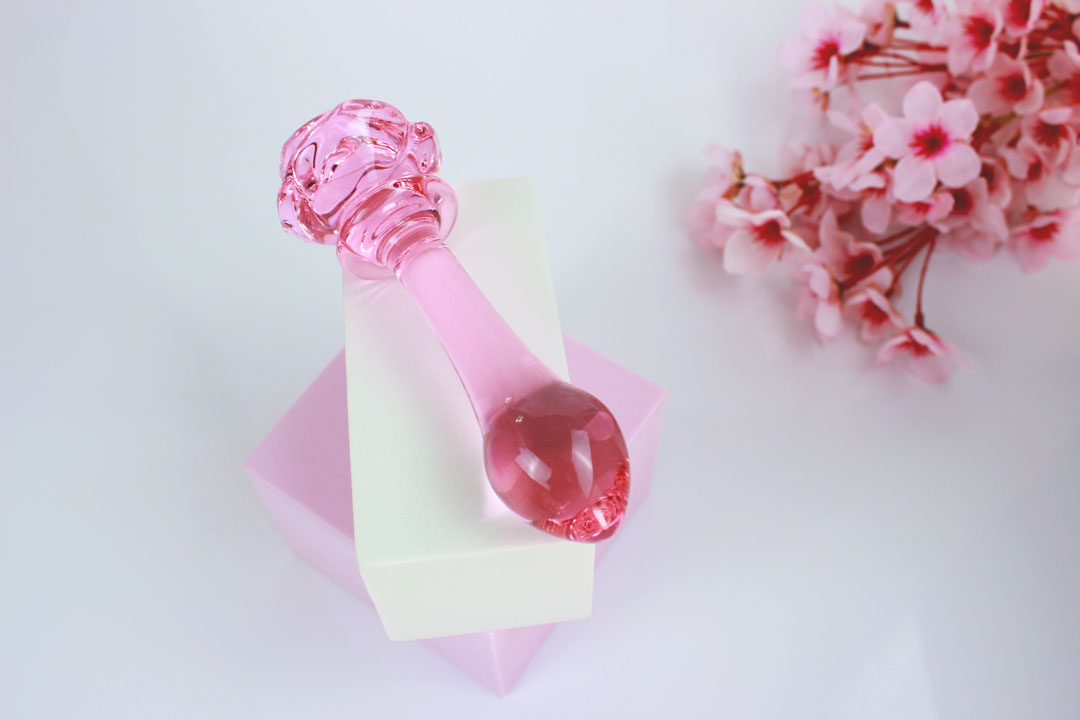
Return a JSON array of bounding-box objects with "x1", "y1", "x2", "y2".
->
[{"x1": 277, "y1": 99, "x2": 629, "y2": 542}]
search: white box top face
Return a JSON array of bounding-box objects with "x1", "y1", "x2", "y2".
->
[{"x1": 343, "y1": 178, "x2": 595, "y2": 641}]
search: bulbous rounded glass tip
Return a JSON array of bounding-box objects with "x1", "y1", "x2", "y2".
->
[{"x1": 483, "y1": 382, "x2": 631, "y2": 543}]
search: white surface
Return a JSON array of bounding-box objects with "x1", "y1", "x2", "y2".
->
[
  {"x1": 343, "y1": 179, "x2": 593, "y2": 640},
  {"x1": 2, "y1": 1, "x2": 1078, "y2": 718}
]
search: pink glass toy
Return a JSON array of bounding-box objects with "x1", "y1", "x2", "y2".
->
[{"x1": 277, "y1": 99, "x2": 629, "y2": 542}]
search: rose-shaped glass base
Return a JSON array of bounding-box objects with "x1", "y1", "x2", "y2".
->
[{"x1": 483, "y1": 382, "x2": 630, "y2": 542}]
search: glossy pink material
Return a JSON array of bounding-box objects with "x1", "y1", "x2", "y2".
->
[
  {"x1": 244, "y1": 338, "x2": 666, "y2": 694},
  {"x1": 278, "y1": 100, "x2": 631, "y2": 541},
  {"x1": 482, "y1": 383, "x2": 630, "y2": 541},
  {"x1": 397, "y1": 246, "x2": 630, "y2": 540},
  {"x1": 277, "y1": 99, "x2": 456, "y2": 279}
]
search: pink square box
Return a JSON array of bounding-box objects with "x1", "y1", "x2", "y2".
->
[{"x1": 245, "y1": 336, "x2": 665, "y2": 694}]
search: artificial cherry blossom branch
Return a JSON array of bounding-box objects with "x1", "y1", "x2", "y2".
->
[{"x1": 691, "y1": 0, "x2": 1080, "y2": 383}]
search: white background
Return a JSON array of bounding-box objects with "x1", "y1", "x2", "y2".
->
[{"x1": 3, "y1": 1, "x2": 1079, "y2": 718}]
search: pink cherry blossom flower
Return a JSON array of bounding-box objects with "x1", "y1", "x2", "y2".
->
[
  {"x1": 1010, "y1": 209, "x2": 1080, "y2": 272},
  {"x1": 873, "y1": 82, "x2": 981, "y2": 202},
  {"x1": 782, "y1": 142, "x2": 836, "y2": 176},
  {"x1": 934, "y1": 178, "x2": 1009, "y2": 261},
  {"x1": 689, "y1": 145, "x2": 743, "y2": 248},
  {"x1": 967, "y1": 54, "x2": 1045, "y2": 116},
  {"x1": 853, "y1": 170, "x2": 893, "y2": 233},
  {"x1": 934, "y1": 178, "x2": 1007, "y2": 235},
  {"x1": 736, "y1": 175, "x2": 784, "y2": 213},
  {"x1": 1048, "y1": 42, "x2": 1080, "y2": 105},
  {"x1": 1001, "y1": 137, "x2": 1080, "y2": 210},
  {"x1": 945, "y1": 224, "x2": 999, "y2": 262},
  {"x1": 845, "y1": 284, "x2": 906, "y2": 342},
  {"x1": 859, "y1": 0, "x2": 898, "y2": 46},
  {"x1": 1048, "y1": 40, "x2": 1080, "y2": 76},
  {"x1": 909, "y1": 0, "x2": 949, "y2": 43},
  {"x1": 1064, "y1": 146, "x2": 1080, "y2": 187},
  {"x1": 979, "y1": 157, "x2": 1014, "y2": 208},
  {"x1": 689, "y1": 192, "x2": 732, "y2": 249},
  {"x1": 1001, "y1": 0, "x2": 1046, "y2": 37},
  {"x1": 779, "y1": 143, "x2": 839, "y2": 221},
  {"x1": 779, "y1": 2, "x2": 868, "y2": 91},
  {"x1": 703, "y1": 143, "x2": 743, "y2": 186},
  {"x1": 999, "y1": 136, "x2": 1043, "y2": 182},
  {"x1": 895, "y1": 186, "x2": 956, "y2": 226},
  {"x1": 815, "y1": 104, "x2": 889, "y2": 190},
  {"x1": 1050, "y1": 62, "x2": 1080, "y2": 189},
  {"x1": 946, "y1": 0, "x2": 1003, "y2": 75},
  {"x1": 1020, "y1": 107, "x2": 1075, "y2": 167},
  {"x1": 876, "y1": 327, "x2": 970, "y2": 383},
  {"x1": 716, "y1": 203, "x2": 809, "y2": 275},
  {"x1": 796, "y1": 261, "x2": 843, "y2": 342},
  {"x1": 817, "y1": 207, "x2": 884, "y2": 281}
]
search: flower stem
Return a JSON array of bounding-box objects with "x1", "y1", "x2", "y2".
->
[
  {"x1": 913, "y1": 235, "x2": 938, "y2": 329},
  {"x1": 841, "y1": 226, "x2": 933, "y2": 293},
  {"x1": 873, "y1": 49, "x2": 927, "y2": 64},
  {"x1": 856, "y1": 65, "x2": 947, "y2": 81},
  {"x1": 888, "y1": 39, "x2": 948, "y2": 52},
  {"x1": 876, "y1": 225, "x2": 919, "y2": 247}
]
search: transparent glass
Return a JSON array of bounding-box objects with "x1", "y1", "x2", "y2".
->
[{"x1": 278, "y1": 99, "x2": 629, "y2": 542}]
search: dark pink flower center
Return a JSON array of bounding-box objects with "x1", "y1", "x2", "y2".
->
[
  {"x1": 911, "y1": 123, "x2": 950, "y2": 159},
  {"x1": 965, "y1": 16, "x2": 995, "y2": 50},
  {"x1": 915, "y1": 0, "x2": 936, "y2": 14},
  {"x1": 1007, "y1": 0, "x2": 1031, "y2": 27},
  {"x1": 1067, "y1": 73, "x2": 1080, "y2": 105},
  {"x1": 997, "y1": 72, "x2": 1028, "y2": 102},
  {"x1": 909, "y1": 200, "x2": 932, "y2": 216},
  {"x1": 1029, "y1": 221, "x2": 1059, "y2": 242},
  {"x1": 862, "y1": 300, "x2": 889, "y2": 326},
  {"x1": 753, "y1": 219, "x2": 786, "y2": 247},
  {"x1": 1034, "y1": 120, "x2": 1065, "y2": 147},
  {"x1": 812, "y1": 37, "x2": 841, "y2": 71},
  {"x1": 1027, "y1": 158, "x2": 1044, "y2": 181},
  {"x1": 951, "y1": 188, "x2": 974, "y2": 216},
  {"x1": 845, "y1": 251, "x2": 877, "y2": 278},
  {"x1": 899, "y1": 335, "x2": 933, "y2": 357}
]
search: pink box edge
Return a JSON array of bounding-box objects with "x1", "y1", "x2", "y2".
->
[{"x1": 245, "y1": 336, "x2": 665, "y2": 694}]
